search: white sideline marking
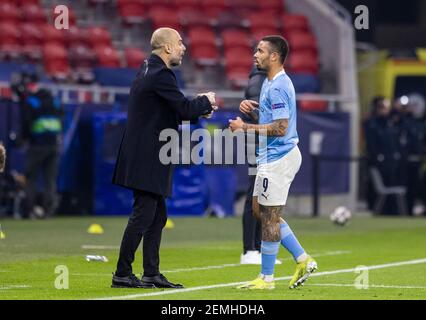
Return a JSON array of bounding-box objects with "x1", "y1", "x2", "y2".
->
[
  {"x1": 163, "y1": 251, "x2": 350, "y2": 274},
  {"x1": 92, "y1": 258, "x2": 426, "y2": 300},
  {"x1": 306, "y1": 283, "x2": 426, "y2": 289},
  {"x1": 0, "y1": 285, "x2": 31, "y2": 290},
  {"x1": 72, "y1": 250, "x2": 350, "y2": 277}
]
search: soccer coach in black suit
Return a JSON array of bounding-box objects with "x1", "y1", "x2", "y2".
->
[{"x1": 111, "y1": 28, "x2": 216, "y2": 289}]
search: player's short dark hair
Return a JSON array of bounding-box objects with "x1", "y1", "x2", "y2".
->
[{"x1": 261, "y1": 35, "x2": 289, "y2": 64}]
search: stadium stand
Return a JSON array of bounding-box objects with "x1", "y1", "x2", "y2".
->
[
  {"x1": 124, "y1": 47, "x2": 146, "y2": 68},
  {"x1": 0, "y1": 0, "x2": 322, "y2": 95}
]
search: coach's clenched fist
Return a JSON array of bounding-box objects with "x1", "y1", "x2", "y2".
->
[{"x1": 197, "y1": 92, "x2": 216, "y2": 106}]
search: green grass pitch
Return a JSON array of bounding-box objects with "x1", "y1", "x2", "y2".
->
[{"x1": 1, "y1": 215, "x2": 426, "y2": 300}]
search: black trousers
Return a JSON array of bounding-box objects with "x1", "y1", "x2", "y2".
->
[
  {"x1": 25, "y1": 145, "x2": 60, "y2": 217},
  {"x1": 116, "y1": 189, "x2": 168, "y2": 277},
  {"x1": 242, "y1": 174, "x2": 261, "y2": 253}
]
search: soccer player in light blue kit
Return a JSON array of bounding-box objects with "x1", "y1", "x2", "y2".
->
[{"x1": 229, "y1": 36, "x2": 317, "y2": 289}]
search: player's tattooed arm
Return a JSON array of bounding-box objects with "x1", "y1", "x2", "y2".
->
[
  {"x1": 259, "y1": 204, "x2": 283, "y2": 242},
  {"x1": 243, "y1": 119, "x2": 288, "y2": 137}
]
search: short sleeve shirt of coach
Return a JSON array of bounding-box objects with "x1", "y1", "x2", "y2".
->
[{"x1": 257, "y1": 70, "x2": 299, "y2": 165}]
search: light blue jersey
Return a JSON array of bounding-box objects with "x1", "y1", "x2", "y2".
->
[{"x1": 257, "y1": 70, "x2": 299, "y2": 164}]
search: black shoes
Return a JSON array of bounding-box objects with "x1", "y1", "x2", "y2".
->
[
  {"x1": 111, "y1": 273, "x2": 155, "y2": 289},
  {"x1": 141, "y1": 274, "x2": 184, "y2": 289}
]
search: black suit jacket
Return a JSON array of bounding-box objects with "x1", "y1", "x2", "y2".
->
[{"x1": 112, "y1": 54, "x2": 212, "y2": 197}]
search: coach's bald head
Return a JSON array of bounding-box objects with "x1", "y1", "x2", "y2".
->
[{"x1": 151, "y1": 28, "x2": 186, "y2": 68}]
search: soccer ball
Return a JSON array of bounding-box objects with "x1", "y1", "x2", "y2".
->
[{"x1": 330, "y1": 206, "x2": 352, "y2": 226}]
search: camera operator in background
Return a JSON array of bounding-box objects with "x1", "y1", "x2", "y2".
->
[{"x1": 20, "y1": 84, "x2": 64, "y2": 219}]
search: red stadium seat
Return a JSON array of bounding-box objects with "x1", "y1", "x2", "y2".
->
[
  {"x1": 229, "y1": 0, "x2": 258, "y2": 17},
  {"x1": 187, "y1": 26, "x2": 219, "y2": 65},
  {"x1": 221, "y1": 29, "x2": 252, "y2": 50},
  {"x1": 171, "y1": 0, "x2": 199, "y2": 10},
  {"x1": 125, "y1": 48, "x2": 146, "y2": 68},
  {"x1": 69, "y1": 44, "x2": 96, "y2": 68},
  {"x1": 141, "y1": 0, "x2": 172, "y2": 9},
  {"x1": 20, "y1": 23, "x2": 43, "y2": 46},
  {"x1": 21, "y1": 5, "x2": 47, "y2": 23},
  {"x1": 146, "y1": 4, "x2": 170, "y2": 13},
  {"x1": 17, "y1": 0, "x2": 40, "y2": 5},
  {"x1": 0, "y1": 22, "x2": 21, "y2": 45},
  {"x1": 65, "y1": 26, "x2": 89, "y2": 47},
  {"x1": 247, "y1": 12, "x2": 279, "y2": 31},
  {"x1": 40, "y1": 24, "x2": 64, "y2": 45},
  {"x1": 20, "y1": 23, "x2": 43, "y2": 60},
  {"x1": 258, "y1": 0, "x2": 285, "y2": 14},
  {"x1": 281, "y1": 14, "x2": 309, "y2": 32},
  {"x1": 187, "y1": 27, "x2": 217, "y2": 47},
  {"x1": 200, "y1": 0, "x2": 228, "y2": 19},
  {"x1": 298, "y1": 100, "x2": 328, "y2": 112},
  {"x1": 0, "y1": 21, "x2": 21, "y2": 59},
  {"x1": 43, "y1": 42, "x2": 70, "y2": 80},
  {"x1": 226, "y1": 65, "x2": 251, "y2": 88},
  {"x1": 149, "y1": 7, "x2": 181, "y2": 31},
  {"x1": 224, "y1": 47, "x2": 253, "y2": 70},
  {"x1": 43, "y1": 42, "x2": 67, "y2": 60},
  {"x1": 228, "y1": 0, "x2": 257, "y2": 12},
  {"x1": 87, "y1": 27, "x2": 112, "y2": 47},
  {"x1": 118, "y1": 0, "x2": 145, "y2": 7},
  {"x1": 200, "y1": 0, "x2": 228, "y2": 10},
  {"x1": 286, "y1": 51, "x2": 319, "y2": 74},
  {"x1": 178, "y1": 8, "x2": 213, "y2": 27},
  {"x1": 44, "y1": 60, "x2": 71, "y2": 80},
  {"x1": 0, "y1": 3, "x2": 20, "y2": 23},
  {"x1": 118, "y1": 0, "x2": 146, "y2": 24},
  {"x1": 95, "y1": 45, "x2": 121, "y2": 68},
  {"x1": 286, "y1": 31, "x2": 317, "y2": 54},
  {"x1": 190, "y1": 45, "x2": 220, "y2": 66},
  {"x1": 215, "y1": 11, "x2": 246, "y2": 29}
]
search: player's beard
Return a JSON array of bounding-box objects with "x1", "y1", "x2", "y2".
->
[
  {"x1": 256, "y1": 63, "x2": 268, "y2": 72},
  {"x1": 255, "y1": 59, "x2": 268, "y2": 71}
]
